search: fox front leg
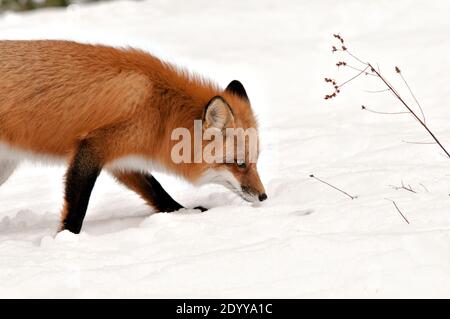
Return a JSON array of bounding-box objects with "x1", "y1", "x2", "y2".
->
[
  {"x1": 113, "y1": 171, "x2": 207, "y2": 213},
  {"x1": 60, "y1": 140, "x2": 102, "y2": 234}
]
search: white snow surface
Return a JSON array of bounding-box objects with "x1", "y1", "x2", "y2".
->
[{"x1": 1, "y1": 0, "x2": 450, "y2": 298}]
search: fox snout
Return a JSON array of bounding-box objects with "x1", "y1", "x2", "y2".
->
[
  {"x1": 198, "y1": 165, "x2": 267, "y2": 203},
  {"x1": 239, "y1": 167, "x2": 267, "y2": 203},
  {"x1": 241, "y1": 185, "x2": 268, "y2": 202}
]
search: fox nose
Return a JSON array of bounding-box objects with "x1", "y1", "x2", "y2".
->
[{"x1": 258, "y1": 193, "x2": 267, "y2": 202}]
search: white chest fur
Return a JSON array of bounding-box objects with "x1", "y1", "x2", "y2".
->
[
  {"x1": 106, "y1": 155, "x2": 167, "y2": 173},
  {"x1": 0, "y1": 141, "x2": 64, "y2": 165},
  {"x1": 0, "y1": 141, "x2": 167, "y2": 175}
]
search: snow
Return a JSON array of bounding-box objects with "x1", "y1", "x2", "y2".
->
[{"x1": 1, "y1": 0, "x2": 450, "y2": 298}]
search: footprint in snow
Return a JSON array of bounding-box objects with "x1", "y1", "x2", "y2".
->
[{"x1": 290, "y1": 209, "x2": 314, "y2": 217}]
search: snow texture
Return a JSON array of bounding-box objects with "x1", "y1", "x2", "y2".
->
[{"x1": 1, "y1": 0, "x2": 450, "y2": 298}]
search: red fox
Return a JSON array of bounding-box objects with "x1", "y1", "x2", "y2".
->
[{"x1": 0, "y1": 40, "x2": 267, "y2": 234}]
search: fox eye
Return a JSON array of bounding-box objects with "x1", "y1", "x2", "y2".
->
[{"x1": 236, "y1": 161, "x2": 247, "y2": 169}]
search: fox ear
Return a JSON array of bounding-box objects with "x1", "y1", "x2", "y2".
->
[
  {"x1": 204, "y1": 96, "x2": 234, "y2": 129},
  {"x1": 225, "y1": 80, "x2": 249, "y2": 101}
]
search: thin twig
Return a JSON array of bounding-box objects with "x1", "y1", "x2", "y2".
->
[
  {"x1": 364, "y1": 88, "x2": 391, "y2": 93},
  {"x1": 343, "y1": 64, "x2": 367, "y2": 73},
  {"x1": 398, "y1": 70, "x2": 426, "y2": 124},
  {"x1": 343, "y1": 64, "x2": 377, "y2": 76},
  {"x1": 401, "y1": 140, "x2": 437, "y2": 145},
  {"x1": 389, "y1": 181, "x2": 417, "y2": 193},
  {"x1": 327, "y1": 34, "x2": 450, "y2": 158},
  {"x1": 368, "y1": 63, "x2": 450, "y2": 158},
  {"x1": 361, "y1": 105, "x2": 409, "y2": 115},
  {"x1": 345, "y1": 49, "x2": 368, "y2": 66},
  {"x1": 419, "y1": 183, "x2": 430, "y2": 192},
  {"x1": 310, "y1": 174, "x2": 357, "y2": 200},
  {"x1": 338, "y1": 66, "x2": 370, "y2": 89},
  {"x1": 385, "y1": 198, "x2": 410, "y2": 224}
]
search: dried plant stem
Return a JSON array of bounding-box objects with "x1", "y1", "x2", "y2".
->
[
  {"x1": 364, "y1": 88, "x2": 391, "y2": 93},
  {"x1": 389, "y1": 181, "x2": 416, "y2": 193},
  {"x1": 398, "y1": 72, "x2": 426, "y2": 124},
  {"x1": 346, "y1": 49, "x2": 367, "y2": 66},
  {"x1": 419, "y1": 183, "x2": 430, "y2": 192},
  {"x1": 361, "y1": 105, "x2": 409, "y2": 115},
  {"x1": 326, "y1": 34, "x2": 450, "y2": 158},
  {"x1": 344, "y1": 64, "x2": 377, "y2": 76},
  {"x1": 368, "y1": 63, "x2": 450, "y2": 158},
  {"x1": 385, "y1": 198, "x2": 410, "y2": 224},
  {"x1": 401, "y1": 140, "x2": 436, "y2": 145},
  {"x1": 310, "y1": 174, "x2": 357, "y2": 200},
  {"x1": 344, "y1": 64, "x2": 367, "y2": 73},
  {"x1": 338, "y1": 66, "x2": 369, "y2": 89}
]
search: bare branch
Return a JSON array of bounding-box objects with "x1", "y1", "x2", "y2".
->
[
  {"x1": 325, "y1": 33, "x2": 450, "y2": 159},
  {"x1": 325, "y1": 34, "x2": 450, "y2": 158},
  {"x1": 361, "y1": 105, "x2": 409, "y2": 115},
  {"x1": 345, "y1": 49, "x2": 368, "y2": 66},
  {"x1": 396, "y1": 67, "x2": 426, "y2": 124},
  {"x1": 310, "y1": 174, "x2": 357, "y2": 200},
  {"x1": 343, "y1": 64, "x2": 377, "y2": 76},
  {"x1": 364, "y1": 88, "x2": 391, "y2": 93},
  {"x1": 419, "y1": 183, "x2": 430, "y2": 192},
  {"x1": 389, "y1": 181, "x2": 417, "y2": 193},
  {"x1": 338, "y1": 66, "x2": 370, "y2": 89},
  {"x1": 385, "y1": 198, "x2": 410, "y2": 224},
  {"x1": 369, "y1": 62, "x2": 450, "y2": 158},
  {"x1": 401, "y1": 140, "x2": 437, "y2": 145}
]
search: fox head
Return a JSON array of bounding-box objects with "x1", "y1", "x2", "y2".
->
[{"x1": 194, "y1": 80, "x2": 267, "y2": 202}]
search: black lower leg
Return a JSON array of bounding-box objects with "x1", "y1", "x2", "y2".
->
[
  {"x1": 141, "y1": 174, "x2": 184, "y2": 212},
  {"x1": 113, "y1": 171, "x2": 207, "y2": 213},
  {"x1": 113, "y1": 171, "x2": 186, "y2": 212},
  {"x1": 145, "y1": 175, "x2": 207, "y2": 212},
  {"x1": 61, "y1": 140, "x2": 101, "y2": 234}
]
